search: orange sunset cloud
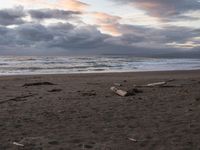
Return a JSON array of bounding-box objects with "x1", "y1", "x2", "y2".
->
[
  {"x1": 55, "y1": 0, "x2": 89, "y2": 11},
  {"x1": 91, "y1": 12, "x2": 121, "y2": 36},
  {"x1": 15, "y1": 0, "x2": 89, "y2": 11}
]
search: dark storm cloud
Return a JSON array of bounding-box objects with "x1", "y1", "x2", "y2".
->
[
  {"x1": 114, "y1": 24, "x2": 199, "y2": 45},
  {"x1": 0, "y1": 26, "x2": 8, "y2": 34},
  {"x1": 0, "y1": 22, "x2": 110, "y2": 55},
  {"x1": 111, "y1": 0, "x2": 200, "y2": 20},
  {"x1": 0, "y1": 21, "x2": 199, "y2": 57},
  {"x1": 0, "y1": 26, "x2": 10, "y2": 45},
  {"x1": 0, "y1": 6, "x2": 26, "y2": 26},
  {"x1": 47, "y1": 24, "x2": 109, "y2": 50},
  {"x1": 16, "y1": 23, "x2": 54, "y2": 42},
  {"x1": 0, "y1": 6, "x2": 81, "y2": 26},
  {"x1": 29, "y1": 9, "x2": 81, "y2": 20}
]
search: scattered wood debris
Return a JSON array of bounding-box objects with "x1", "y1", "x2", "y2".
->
[
  {"x1": 111, "y1": 80, "x2": 181, "y2": 97},
  {"x1": 23, "y1": 82, "x2": 55, "y2": 87}
]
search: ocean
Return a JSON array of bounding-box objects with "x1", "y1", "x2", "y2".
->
[{"x1": 0, "y1": 56, "x2": 200, "y2": 76}]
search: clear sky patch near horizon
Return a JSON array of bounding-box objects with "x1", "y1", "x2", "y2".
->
[{"x1": 0, "y1": 0, "x2": 199, "y2": 57}]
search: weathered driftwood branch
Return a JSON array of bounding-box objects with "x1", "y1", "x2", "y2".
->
[
  {"x1": 110, "y1": 80, "x2": 180, "y2": 97},
  {"x1": 147, "y1": 81, "x2": 166, "y2": 86},
  {"x1": 133, "y1": 81, "x2": 167, "y2": 87},
  {"x1": 134, "y1": 80, "x2": 182, "y2": 88}
]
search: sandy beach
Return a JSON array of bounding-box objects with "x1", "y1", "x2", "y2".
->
[{"x1": 0, "y1": 70, "x2": 200, "y2": 150}]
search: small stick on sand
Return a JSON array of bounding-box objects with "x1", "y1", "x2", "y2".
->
[
  {"x1": 147, "y1": 81, "x2": 166, "y2": 86},
  {"x1": 13, "y1": 142, "x2": 24, "y2": 147},
  {"x1": 128, "y1": 138, "x2": 137, "y2": 142}
]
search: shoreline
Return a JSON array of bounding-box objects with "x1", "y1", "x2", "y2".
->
[{"x1": 0, "y1": 69, "x2": 200, "y2": 78}]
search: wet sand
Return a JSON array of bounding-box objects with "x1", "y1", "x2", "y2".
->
[{"x1": 0, "y1": 70, "x2": 200, "y2": 150}]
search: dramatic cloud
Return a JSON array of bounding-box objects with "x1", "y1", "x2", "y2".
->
[
  {"x1": 0, "y1": 6, "x2": 26, "y2": 26},
  {"x1": 91, "y1": 12, "x2": 121, "y2": 36},
  {"x1": 0, "y1": 20, "x2": 199, "y2": 57},
  {"x1": 113, "y1": 25, "x2": 200, "y2": 50},
  {"x1": 111, "y1": 0, "x2": 200, "y2": 20},
  {"x1": 47, "y1": 23, "x2": 108, "y2": 50},
  {"x1": 0, "y1": 2, "x2": 199, "y2": 58},
  {"x1": 29, "y1": 9, "x2": 81, "y2": 20}
]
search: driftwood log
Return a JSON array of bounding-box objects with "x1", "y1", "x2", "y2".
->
[{"x1": 110, "y1": 87, "x2": 128, "y2": 97}]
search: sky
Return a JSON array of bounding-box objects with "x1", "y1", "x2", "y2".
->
[{"x1": 0, "y1": 0, "x2": 200, "y2": 57}]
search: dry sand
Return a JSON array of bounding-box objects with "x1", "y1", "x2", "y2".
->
[{"x1": 0, "y1": 70, "x2": 200, "y2": 150}]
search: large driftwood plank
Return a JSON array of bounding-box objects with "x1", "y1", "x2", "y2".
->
[{"x1": 110, "y1": 87, "x2": 128, "y2": 97}]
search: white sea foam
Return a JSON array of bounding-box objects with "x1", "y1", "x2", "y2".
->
[{"x1": 0, "y1": 56, "x2": 199, "y2": 75}]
